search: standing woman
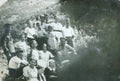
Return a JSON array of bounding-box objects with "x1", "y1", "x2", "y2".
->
[
  {"x1": 1, "y1": 23, "x2": 15, "y2": 62},
  {"x1": 47, "y1": 25, "x2": 58, "y2": 56}
]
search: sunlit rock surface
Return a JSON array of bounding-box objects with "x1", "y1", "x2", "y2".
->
[{"x1": 0, "y1": 0, "x2": 59, "y2": 23}]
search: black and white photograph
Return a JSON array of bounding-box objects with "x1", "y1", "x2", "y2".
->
[{"x1": 0, "y1": 0, "x2": 120, "y2": 81}]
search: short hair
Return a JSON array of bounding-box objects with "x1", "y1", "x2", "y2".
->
[
  {"x1": 4, "y1": 23, "x2": 12, "y2": 34},
  {"x1": 19, "y1": 34, "x2": 25, "y2": 38},
  {"x1": 60, "y1": 37, "x2": 66, "y2": 41},
  {"x1": 36, "y1": 22, "x2": 40, "y2": 26},
  {"x1": 48, "y1": 25, "x2": 53, "y2": 29},
  {"x1": 16, "y1": 48, "x2": 24, "y2": 54}
]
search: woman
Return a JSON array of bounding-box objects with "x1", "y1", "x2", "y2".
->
[
  {"x1": 27, "y1": 40, "x2": 39, "y2": 62},
  {"x1": 47, "y1": 25, "x2": 58, "y2": 56},
  {"x1": 35, "y1": 22, "x2": 47, "y2": 50},
  {"x1": 2, "y1": 23, "x2": 15, "y2": 62},
  {"x1": 39, "y1": 43, "x2": 54, "y2": 67},
  {"x1": 15, "y1": 34, "x2": 30, "y2": 60},
  {"x1": 23, "y1": 59, "x2": 38, "y2": 81}
]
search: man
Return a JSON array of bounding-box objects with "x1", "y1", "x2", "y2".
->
[
  {"x1": 8, "y1": 49, "x2": 28, "y2": 78},
  {"x1": 62, "y1": 19, "x2": 75, "y2": 47},
  {"x1": 57, "y1": 37, "x2": 77, "y2": 68},
  {"x1": 24, "y1": 20, "x2": 37, "y2": 45}
]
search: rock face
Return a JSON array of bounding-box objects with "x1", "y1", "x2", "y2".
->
[
  {"x1": 0, "y1": 0, "x2": 8, "y2": 7},
  {"x1": 0, "y1": 0, "x2": 59, "y2": 23}
]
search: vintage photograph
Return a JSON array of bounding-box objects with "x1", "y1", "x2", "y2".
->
[{"x1": 0, "y1": 0, "x2": 120, "y2": 81}]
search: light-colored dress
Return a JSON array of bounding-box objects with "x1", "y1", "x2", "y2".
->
[
  {"x1": 47, "y1": 31, "x2": 58, "y2": 50},
  {"x1": 23, "y1": 66, "x2": 38, "y2": 81},
  {"x1": 7, "y1": 35, "x2": 15, "y2": 53},
  {"x1": 39, "y1": 50, "x2": 54, "y2": 67}
]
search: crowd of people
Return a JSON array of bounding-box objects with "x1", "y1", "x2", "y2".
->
[{"x1": 1, "y1": 13, "x2": 78, "y2": 81}]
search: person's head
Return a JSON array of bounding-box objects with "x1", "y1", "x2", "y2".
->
[
  {"x1": 24, "y1": 23, "x2": 28, "y2": 28},
  {"x1": 20, "y1": 34, "x2": 25, "y2": 41},
  {"x1": 60, "y1": 37, "x2": 66, "y2": 46},
  {"x1": 33, "y1": 22, "x2": 36, "y2": 28},
  {"x1": 40, "y1": 14, "x2": 45, "y2": 23},
  {"x1": 29, "y1": 59, "x2": 36, "y2": 68},
  {"x1": 36, "y1": 23, "x2": 41, "y2": 29},
  {"x1": 42, "y1": 43, "x2": 47, "y2": 52},
  {"x1": 27, "y1": 20, "x2": 32, "y2": 28},
  {"x1": 16, "y1": 49, "x2": 24, "y2": 59},
  {"x1": 48, "y1": 25, "x2": 53, "y2": 32},
  {"x1": 4, "y1": 23, "x2": 12, "y2": 36},
  {"x1": 31, "y1": 40, "x2": 38, "y2": 48},
  {"x1": 36, "y1": 16, "x2": 40, "y2": 21}
]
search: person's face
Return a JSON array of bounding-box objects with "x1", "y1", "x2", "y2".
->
[
  {"x1": 28, "y1": 21, "x2": 32, "y2": 28},
  {"x1": 66, "y1": 22, "x2": 69, "y2": 28},
  {"x1": 8, "y1": 31, "x2": 11, "y2": 36},
  {"x1": 37, "y1": 16, "x2": 40, "y2": 20},
  {"x1": 48, "y1": 27, "x2": 53, "y2": 32},
  {"x1": 36, "y1": 23, "x2": 41, "y2": 29},
  {"x1": 42, "y1": 45, "x2": 47, "y2": 51},
  {"x1": 17, "y1": 53, "x2": 23, "y2": 59},
  {"x1": 30, "y1": 60, "x2": 36, "y2": 68},
  {"x1": 21, "y1": 35, "x2": 25, "y2": 41},
  {"x1": 31, "y1": 40, "x2": 38, "y2": 48},
  {"x1": 24, "y1": 23, "x2": 28, "y2": 27}
]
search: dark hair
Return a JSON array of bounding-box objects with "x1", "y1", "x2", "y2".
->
[
  {"x1": 36, "y1": 22, "x2": 40, "y2": 26},
  {"x1": 48, "y1": 25, "x2": 53, "y2": 29},
  {"x1": 60, "y1": 37, "x2": 66, "y2": 41},
  {"x1": 19, "y1": 34, "x2": 25, "y2": 38},
  {"x1": 29, "y1": 39, "x2": 36, "y2": 47},
  {"x1": 1, "y1": 24, "x2": 12, "y2": 45},
  {"x1": 4, "y1": 23, "x2": 11, "y2": 35}
]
